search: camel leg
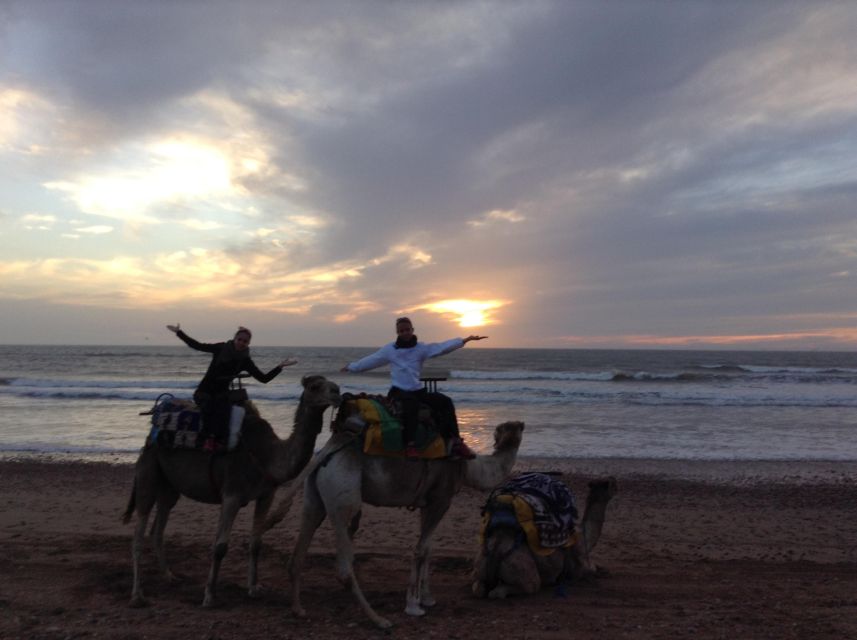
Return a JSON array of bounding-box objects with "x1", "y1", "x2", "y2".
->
[
  {"x1": 489, "y1": 546, "x2": 541, "y2": 598},
  {"x1": 128, "y1": 451, "x2": 161, "y2": 608},
  {"x1": 202, "y1": 495, "x2": 242, "y2": 608},
  {"x1": 288, "y1": 480, "x2": 327, "y2": 619},
  {"x1": 315, "y1": 459, "x2": 392, "y2": 630},
  {"x1": 151, "y1": 488, "x2": 180, "y2": 582},
  {"x1": 471, "y1": 546, "x2": 490, "y2": 597},
  {"x1": 328, "y1": 505, "x2": 392, "y2": 629},
  {"x1": 130, "y1": 506, "x2": 153, "y2": 607},
  {"x1": 407, "y1": 503, "x2": 448, "y2": 614},
  {"x1": 247, "y1": 491, "x2": 274, "y2": 597}
]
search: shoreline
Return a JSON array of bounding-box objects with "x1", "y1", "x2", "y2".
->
[{"x1": 2, "y1": 452, "x2": 856, "y2": 484}]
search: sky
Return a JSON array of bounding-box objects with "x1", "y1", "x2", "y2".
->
[{"x1": 1, "y1": 1, "x2": 857, "y2": 350}]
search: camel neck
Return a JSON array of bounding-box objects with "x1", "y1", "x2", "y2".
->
[
  {"x1": 270, "y1": 401, "x2": 325, "y2": 484},
  {"x1": 462, "y1": 448, "x2": 518, "y2": 490}
]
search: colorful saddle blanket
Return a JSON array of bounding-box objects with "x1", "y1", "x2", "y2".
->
[
  {"x1": 336, "y1": 393, "x2": 446, "y2": 459},
  {"x1": 147, "y1": 396, "x2": 243, "y2": 452},
  {"x1": 481, "y1": 472, "x2": 579, "y2": 554}
]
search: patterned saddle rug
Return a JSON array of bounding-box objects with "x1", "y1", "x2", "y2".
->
[
  {"x1": 480, "y1": 472, "x2": 579, "y2": 555},
  {"x1": 146, "y1": 395, "x2": 244, "y2": 452},
  {"x1": 334, "y1": 393, "x2": 447, "y2": 459}
]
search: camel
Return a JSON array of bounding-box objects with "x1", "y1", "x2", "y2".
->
[
  {"x1": 471, "y1": 476, "x2": 617, "y2": 599},
  {"x1": 121, "y1": 374, "x2": 341, "y2": 608},
  {"x1": 265, "y1": 417, "x2": 525, "y2": 628}
]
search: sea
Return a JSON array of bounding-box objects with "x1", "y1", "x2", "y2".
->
[{"x1": 1, "y1": 345, "x2": 856, "y2": 463}]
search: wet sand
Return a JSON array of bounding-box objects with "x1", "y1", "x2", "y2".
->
[{"x1": 1, "y1": 456, "x2": 855, "y2": 639}]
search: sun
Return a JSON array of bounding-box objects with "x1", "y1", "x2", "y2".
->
[{"x1": 419, "y1": 299, "x2": 505, "y2": 327}]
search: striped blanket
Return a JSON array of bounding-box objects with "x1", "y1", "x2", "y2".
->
[{"x1": 483, "y1": 472, "x2": 579, "y2": 550}]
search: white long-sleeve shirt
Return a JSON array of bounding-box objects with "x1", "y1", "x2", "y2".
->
[{"x1": 344, "y1": 338, "x2": 465, "y2": 391}]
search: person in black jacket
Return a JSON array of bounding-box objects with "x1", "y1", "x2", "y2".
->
[{"x1": 167, "y1": 323, "x2": 296, "y2": 439}]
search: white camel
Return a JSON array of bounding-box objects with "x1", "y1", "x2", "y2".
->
[{"x1": 265, "y1": 418, "x2": 525, "y2": 628}]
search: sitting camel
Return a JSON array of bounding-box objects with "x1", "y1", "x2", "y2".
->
[
  {"x1": 264, "y1": 417, "x2": 525, "y2": 629},
  {"x1": 121, "y1": 374, "x2": 341, "y2": 608},
  {"x1": 472, "y1": 476, "x2": 617, "y2": 598}
]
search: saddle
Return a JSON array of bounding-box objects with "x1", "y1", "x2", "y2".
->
[
  {"x1": 480, "y1": 472, "x2": 580, "y2": 554},
  {"x1": 334, "y1": 393, "x2": 447, "y2": 459},
  {"x1": 146, "y1": 395, "x2": 244, "y2": 452}
]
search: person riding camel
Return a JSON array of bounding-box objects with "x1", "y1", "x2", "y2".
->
[
  {"x1": 340, "y1": 316, "x2": 486, "y2": 459},
  {"x1": 167, "y1": 324, "x2": 296, "y2": 442}
]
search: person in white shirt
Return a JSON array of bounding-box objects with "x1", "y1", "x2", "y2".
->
[{"x1": 341, "y1": 316, "x2": 486, "y2": 459}]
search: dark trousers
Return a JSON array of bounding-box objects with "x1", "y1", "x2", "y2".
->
[
  {"x1": 194, "y1": 390, "x2": 230, "y2": 440},
  {"x1": 388, "y1": 386, "x2": 460, "y2": 444}
]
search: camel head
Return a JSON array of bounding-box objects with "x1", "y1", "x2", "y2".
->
[
  {"x1": 300, "y1": 375, "x2": 342, "y2": 409},
  {"x1": 463, "y1": 421, "x2": 524, "y2": 490},
  {"x1": 492, "y1": 420, "x2": 525, "y2": 453},
  {"x1": 586, "y1": 477, "x2": 618, "y2": 509}
]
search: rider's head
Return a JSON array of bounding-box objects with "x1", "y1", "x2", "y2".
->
[
  {"x1": 234, "y1": 327, "x2": 252, "y2": 351},
  {"x1": 395, "y1": 317, "x2": 414, "y2": 340}
]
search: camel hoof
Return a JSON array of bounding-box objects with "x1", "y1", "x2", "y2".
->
[
  {"x1": 487, "y1": 587, "x2": 508, "y2": 599},
  {"x1": 201, "y1": 595, "x2": 217, "y2": 608},
  {"x1": 129, "y1": 595, "x2": 149, "y2": 608},
  {"x1": 420, "y1": 595, "x2": 436, "y2": 607},
  {"x1": 248, "y1": 584, "x2": 264, "y2": 598},
  {"x1": 375, "y1": 617, "x2": 393, "y2": 629},
  {"x1": 404, "y1": 604, "x2": 426, "y2": 617},
  {"x1": 292, "y1": 606, "x2": 308, "y2": 619}
]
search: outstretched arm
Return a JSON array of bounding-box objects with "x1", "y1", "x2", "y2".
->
[
  {"x1": 246, "y1": 357, "x2": 294, "y2": 384},
  {"x1": 342, "y1": 345, "x2": 391, "y2": 373},
  {"x1": 167, "y1": 324, "x2": 219, "y2": 353}
]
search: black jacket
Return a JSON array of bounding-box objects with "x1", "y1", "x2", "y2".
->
[{"x1": 176, "y1": 330, "x2": 283, "y2": 397}]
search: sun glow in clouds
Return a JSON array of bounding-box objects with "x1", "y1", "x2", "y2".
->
[
  {"x1": 44, "y1": 139, "x2": 232, "y2": 222},
  {"x1": 420, "y1": 299, "x2": 505, "y2": 327}
]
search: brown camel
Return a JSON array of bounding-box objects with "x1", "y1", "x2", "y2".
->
[
  {"x1": 121, "y1": 374, "x2": 341, "y2": 608},
  {"x1": 471, "y1": 476, "x2": 617, "y2": 598},
  {"x1": 265, "y1": 417, "x2": 525, "y2": 628}
]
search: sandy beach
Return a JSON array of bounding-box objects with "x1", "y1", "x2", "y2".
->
[{"x1": 1, "y1": 456, "x2": 855, "y2": 640}]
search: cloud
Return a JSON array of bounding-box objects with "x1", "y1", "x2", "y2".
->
[
  {"x1": 2, "y1": 1, "x2": 857, "y2": 347},
  {"x1": 467, "y1": 209, "x2": 525, "y2": 228},
  {"x1": 75, "y1": 225, "x2": 113, "y2": 234}
]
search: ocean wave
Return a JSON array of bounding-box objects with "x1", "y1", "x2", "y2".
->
[
  {"x1": 9, "y1": 377, "x2": 197, "y2": 390},
  {"x1": 740, "y1": 364, "x2": 857, "y2": 375},
  {"x1": 2, "y1": 386, "x2": 304, "y2": 403},
  {"x1": 452, "y1": 369, "x2": 616, "y2": 382},
  {"x1": 696, "y1": 364, "x2": 751, "y2": 373}
]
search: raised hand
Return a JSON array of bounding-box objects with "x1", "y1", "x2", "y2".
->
[{"x1": 166, "y1": 324, "x2": 181, "y2": 334}]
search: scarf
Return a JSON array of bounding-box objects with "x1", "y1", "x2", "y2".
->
[{"x1": 394, "y1": 335, "x2": 418, "y2": 349}]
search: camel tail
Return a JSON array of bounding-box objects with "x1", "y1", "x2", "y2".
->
[{"x1": 121, "y1": 478, "x2": 136, "y2": 524}]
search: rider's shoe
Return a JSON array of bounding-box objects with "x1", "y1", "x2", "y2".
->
[{"x1": 449, "y1": 438, "x2": 476, "y2": 460}]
